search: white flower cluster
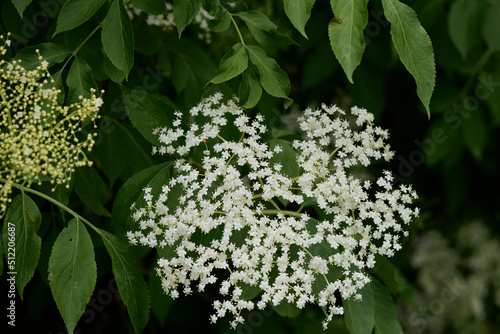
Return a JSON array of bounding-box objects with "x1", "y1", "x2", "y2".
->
[
  {"x1": 126, "y1": 2, "x2": 213, "y2": 43},
  {"x1": 127, "y1": 94, "x2": 419, "y2": 329}
]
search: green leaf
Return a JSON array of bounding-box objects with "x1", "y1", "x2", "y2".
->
[
  {"x1": 2, "y1": 193, "x2": 41, "y2": 299},
  {"x1": 247, "y1": 45, "x2": 292, "y2": 106},
  {"x1": 114, "y1": 120, "x2": 157, "y2": 172},
  {"x1": 168, "y1": 39, "x2": 217, "y2": 105},
  {"x1": 95, "y1": 117, "x2": 127, "y2": 186},
  {"x1": 209, "y1": 7, "x2": 231, "y2": 32},
  {"x1": 13, "y1": 43, "x2": 70, "y2": 71},
  {"x1": 173, "y1": 0, "x2": 202, "y2": 37},
  {"x1": 343, "y1": 283, "x2": 375, "y2": 334},
  {"x1": 269, "y1": 139, "x2": 299, "y2": 179},
  {"x1": 202, "y1": 0, "x2": 219, "y2": 15},
  {"x1": 54, "y1": 0, "x2": 106, "y2": 36},
  {"x1": 372, "y1": 279, "x2": 404, "y2": 334},
  {"x1": 210, "y1": 43, "x2": 248, "y2": 84},
  {"x1": 121, "y1": 87, "x2": 175, "y2": 146},
  {"x1": 66, "y1": 56, "x2": 98, "y2": 104},
  {"x1": 463, "y1": 109, "x2": 488, "y2": 161},
  {"x1": 149, "y1": 259, "x2": 175, "y2": 328},
  {"x1": 112, "y1": 161, "x2": 174, "y2": 234},
  {"x1": 328, "y1": 0, "x2": 369, "y2": 83},
  {"x1": 448, "y1": 0, "x2": 482, "y2": 59},
  {"x1": 272, "y1": 300, "x2": 302, "y2": 318},
  {"x1": 381, "y1": 0, "x2": 436, "y2": 117},
  {"x1": 102, "y1": 0, "x2": 134, "y2": 77},
  {"x1": 238, "y1": 282, "x2": 262, "y2": 301},
  {"x1": 238, "y1": 68, "x2": 262, "y2": 109},
  {"x1": 131, "y1": 0, "x2": 166, "y2": 15},
  {"x1": 74, "y1": 166, "x2": 111, "y2": 217},
  {"x1": 100, "y1": 230, "x2": 151, "y2": 333},
  {"x1": 48, "y1": 219, "x2": 97, "y2": 334},
  {"x1": 482, "y1": 6, "x2": 500, "y2": 51},
  {"x1": 373, "y1": 255, "x2": 417, "y2": 310},
  {"x1": 283, "y1": 0, "x2": 316, "y2": 38},
  {"x1": 103, "y1": 56, "x2": 126, "y2": 83},
  {"x1": 11, "y1": 0, "x2": 31, "y2": 17},
  {"x1": 235, "y1": 11, "x2": 296, "y2": 46}
]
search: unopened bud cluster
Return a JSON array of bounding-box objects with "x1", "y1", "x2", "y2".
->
[
  {"x1": 127, "y1": 93, "x2": 419, "y2": 329},
  {"x1": 0, "y1": 35, "x2": 103, "y2": 215}
]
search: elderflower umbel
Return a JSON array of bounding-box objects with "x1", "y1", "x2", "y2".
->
[
  {"x1": 126, "y1": 2, "x2": 213, "y2": 43},
  {"x1": 127, "y1": 94, "x2": 419, "y2": 329},
  {"x1": 0, "y1": 34, "x2": 103, "y2": 215}
]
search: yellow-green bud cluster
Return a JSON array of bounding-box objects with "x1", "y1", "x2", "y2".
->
[{"x1": 0, "y1": 34, "x2": 103, "y2": 215}]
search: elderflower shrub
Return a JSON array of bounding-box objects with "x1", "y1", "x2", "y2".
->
[
  {"x1": 0, "y1": 34, "x2": 103, "y2": 215},
  {"x1": 127, "y1": 93, "x2": 419, "y2": 329},
  {"x1": 126, "y1": 2, "x2": 213, "y2": 43}
]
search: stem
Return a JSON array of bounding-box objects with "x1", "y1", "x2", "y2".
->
[
  {"x1": 3, "y1": 177, "x2": 103, "y2": 236},
  {"x1": 261, "y1": 209, "x2": 303, "y2": 219},
  {"x1": 227, "y1": 9, "x2": 246, "y2": 47},
  {"x1": 269, "y1": 199, "x2": 281, "y2": 213},
  {"x1": 328, "y1": 147, "x2": 340, "y2": 160},
  {"x1": 61, "y1": 22, "x2": 103, "y2": 72}
]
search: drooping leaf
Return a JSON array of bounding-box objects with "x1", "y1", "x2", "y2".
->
[
  {"x1": 131, "y1": 0, "x2": 166, "y2": 15},
  {"x1": 283, "y1": 0, "x2": 316, "y2": 38},
  {"x1": 13, "y1": 43, "x2": 70, "y2": 71},
  {"x1": 2, "y1": 193, "x2": 42, "y2": 299},
  {"x1": 238, "y1": 68, "x2": 262, "y2": 109},
  {"x1": 66, "y1": 56, "x2": 98, "y2": 104},
  {"x1": 48, "y1": 219, "x2": 97, "y2": 334},
  {"x1": 54, "y1": 0, "x2": 106, "y2": 36},
  {"x1": 343, "y1": 283, "x2": 375, "y2": 334},
  {"x1": 247, "y1": 45, "x2": 292, "y2": 107},
  {"x1": 111, "y1": 161, "x2": 174, "y2": 234},
  {"x1": 382, "y1": 0, "x2": 436, "y2": 117},
  {"x1": 328, "y1": 0, "x2": 369, "y2": 83},
  {"x1": 121, "y1": 87, "x2": 176, "y2": 146},
  {"x1": 173, "y1": 0, "x2": 202, "y2": 37},
  {"x1": 372, "y1": 279, "x2": 404, "y2": 334},
  {"x1": 236, "y1": 11, "x2": 296, "y2": 46},
  {"x1": 100, "y1": 230, "x2": 151, "y2": 333},
  {"x1": 74, "y1": 166, "x2": 111, "y2": 217},
  {"x1": 102, "y1": 0, "x2": 134, "y2": 77},
  {"x1": 210, "y1": 43, "x2": 248, "y2": 84},
  {"x1": 12, "y1": 0, "x2": 31, "y2": 17}
]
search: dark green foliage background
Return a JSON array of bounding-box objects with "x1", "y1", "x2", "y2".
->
[{"x1": 1, "y1": 0, "x2": 500, "y2": 333}]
